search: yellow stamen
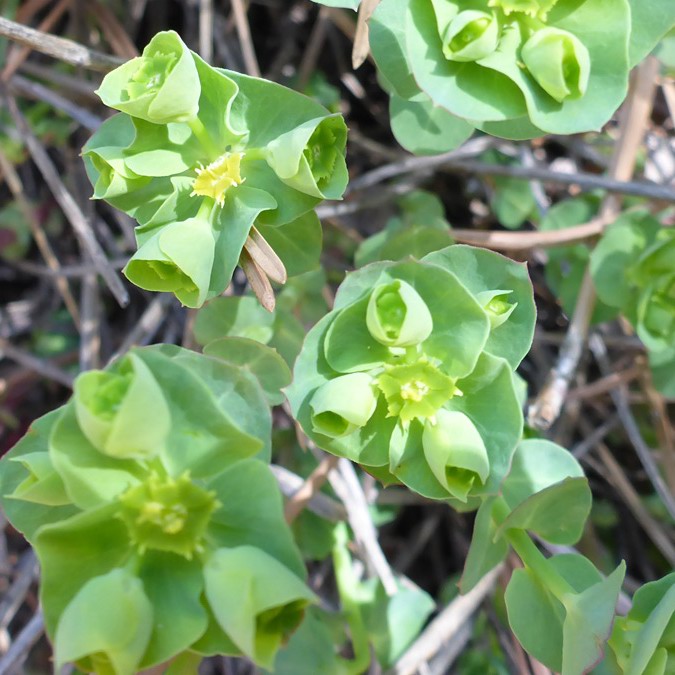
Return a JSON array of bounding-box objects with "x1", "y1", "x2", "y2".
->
[{"x1": 191, "y1": 152, "x2": 245, "y2": 206}]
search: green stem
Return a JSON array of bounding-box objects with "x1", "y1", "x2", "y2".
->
[
  {"x1": 244, "y1": 147, "x2": 267, "y2": 162},
  {"x1": 493, "y1": 497, "x2": 575, "y2": 601},
  {"x1": 188, "y1": 118, "x2": 217, "y2": 160},
  {"x1": 332, "y1": 524, "x2": 372, "y2": 675},
  {"x1": 197, "y1": 197, "x2": 215, "y2": 220}
]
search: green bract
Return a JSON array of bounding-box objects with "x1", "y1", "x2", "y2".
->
[
  {"x1": 591, "y1": 214, "x2": 675, "y2": 396},
  {"x1": 85, "y1": 31, "x2": 348, "y2": 307},
  {"x1": 0, "y1": 345, "x2": 313, "y2": 673},
  {"x1": 287, "y1": 245, "x2": 536, "y2": 503},
  {"x1": 608, "y1": 572, "x2": 675, "y2": 674},
  {"x1": 355, "y1": 0, "x2": 675, "y2": 154}
]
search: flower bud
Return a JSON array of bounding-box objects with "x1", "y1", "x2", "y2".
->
[
  {"x1": 266, "y1": 115, "x2": 348, "y2": 200},
  {"x1": 522, "y1": 27, "x2": 590, "y2": 102},
  {"x1": 422, "y1": 410, "x2": 489, "y2": 502},
  {"x1": 124, "y1": 216, "x2": 216, "y2": 308},
  {"x1": 73, "y1": 353, "x2": 171, "y2": 460},
  {"x1": 310, "y1": 373, "x2": 378, "y2": 438},
  {"x1": 475, "y1": 290, "x2": 517, "y2": 329},
  {"x1": 96, "y1": 31, "x2": 200, "y2": 124},
  {"x1": 442, "y1": 11, "x2": 499, "y2": 63},
  {"x1": 366, "y1": 280, "x2": 433, "y2": 347},
  {"x1": 10, "y1": 452, "x2": 70, "y2": 505}
]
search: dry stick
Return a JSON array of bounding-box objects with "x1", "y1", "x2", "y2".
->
[
  {"x1": 1, "y1": 0, "x2": 72, "y2": 82},
  {"x1": 80, "y1": 273, "x2": 101, "y2": 371},
  {"x1": 528, "y1": 57, "x2": 661, "y2": 430},
  {"x1": 450, "y1": 214, "x2": 612, "y2": 251},
  {"x1": 0, "y1": 551, "x2": 38, "y2": 632},
  {"x1": 0, "y1": 16, "x2": 122, "y2": 73},
  {"x1": 0, "y1": 150, "x2": 81, "y2": 330},
  {"x1": 296, "y1": 7, "x2": 330, "y2": 91},
  {"x1": 199, "y1": 0, "x2": 214, "y2": 63},
  {"x1": 589, "y1": 334, "x2": 675, "y2": 522},
  {"x1": 0, "y1": 612, "x2": 44, "y2": 675},
  {"x1": 330, "y1": 458, "x2": 398, "y2": 596},
  {"x1": 16, "y1": 0, "x2": 53, "y2": 23},
  {"x1": 284, "y1": 454, "x2": 341, "y2": 523},
  {"x1": 639, "y1": 368, "x2": 675, "y2": 492},
  {"x1": 4, "y1": 93, "x2": 130, "y2": 307},
  {"x1": 87, "y1": 0, "x2": 139, "y2": 59},
  {"x1": 579, "y1": 419, "x2": 675, "y2": 566},
  {"x1": 8, "y1": 74, "x2": 102, "y2": 130},
  {"x1": 110, "y1": 295, "x2": 174, "y2": 362},
  {"x1": 271, "y1": 464, "x2": 346, "y2": 521},
  {"x1": 230, "y1": 0, "x2": 260, "y2": 77},
  {"x1": 567, "y1": 364, "x2": 643, "y2": 402},
  {"x1": 351, "y1": 0, "x2": 380, "y2": 69},
  {"x1": 0, "y1": 337, "x2": 74, "y2": 387},
  {"x1": 346, "y1": 140, "x2": 675, "y2": 203},
  {"x1": 390, "y1": 565, "x2": 502, "y2": 675}
]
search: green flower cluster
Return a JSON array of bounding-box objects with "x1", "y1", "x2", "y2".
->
[
  {"x1": 84, "y1": 31, "x2": 348, "y2": 307},
  {"x1": 287, "y1": 245, "x2": 536, "y2": 504},
  {"x1": 608, "y1": 572, "x2": 675, "y2": 674},
  {"x1": 590, "y1": 213, "x2": 675, "y2": 397},
  {"x1": 358, "y1": 0, "x2": 675, "y2": 153},
  {"x1": 0, "y1": 346, "x2": 313, "y2": 674}
]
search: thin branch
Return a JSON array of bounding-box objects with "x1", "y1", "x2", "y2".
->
[
  {"x1": 230, "y1": 0, "x2": 260, "y2": 77},
  {"x1": 528, "y1": 56, "x2": 661, "y2": 429},
  {"x1": 0, "y1": 15, "x2": 124, "y2": 72},
  {"x1": 0, "y1": 338, "x2": 74, "y2": 388},
  {"x1": 390, "y1": 566, "x2": 502, "y2": 675},
  {"x1": 4, "y1": 92, "x2": 130, "y2": 307},
  {"x1": 283, "y1": 454, "x2": 340, "y2": 523}
]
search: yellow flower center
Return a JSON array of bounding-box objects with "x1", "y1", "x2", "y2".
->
[
  {"x1": 400, "y1": 380, "x2": 430, "y2": 402},
  {"x1": 191, "y1": 152, "x2": 245, "y2": 206}
]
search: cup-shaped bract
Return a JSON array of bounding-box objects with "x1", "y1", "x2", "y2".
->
[
  {"x1": 442, "y1": 10, "x2": 500, "y2": 62},
  {"x1": 636, "y1": 274, "x2": 675, "y2": 354},
  {"x1": 366, "y1": 279, "x2": 433, "y2": 348},
  {"x1": 73, "y1": 353, "x2": 171, "y2": 460},
  {"x1": 265, "y1": 115, "x2": 349, "y2": 199},
  {"x1": 310, "y1": 373, "x2": 378, "y2": 438},
  {"x1": 422, "y1": 410, "x2": 489, "y2": 502},
  {"x1": 521, "y1": 27, "x2": 590, "y2": 102},
  {"x1": 97, "y1": 31, "x2": 200, "y2": 124},
  {"x1": 54, "y1": 568, "x2": 154, "y2": 675},
  {"x1": 608, "y1": 572, "x2": 675, "y2": 675},
  {"x1": 475, "y1": 289, "x2": 518, "y2": 329},
  {"x1": 124, "y1": 216, "x2": 215, "y2": 308},
  {"x1": 203, "y1": 546, "x2": 316, "y2": 669}
]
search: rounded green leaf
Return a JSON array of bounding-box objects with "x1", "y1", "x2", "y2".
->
[
  {"x1": 203, "y1": 337, "x2": 291, "y2": 406},
  {"x1": 389, "y1": 91, "x2": 475, "y2": 155},
  {"x1": 423, "y1": 245, "x2": 536, "y2": 367}
]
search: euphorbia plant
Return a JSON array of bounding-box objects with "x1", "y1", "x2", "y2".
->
[
  {"x1": 312, "y1": 0, "x2": 675, "y2": 154},
  {"x1": 84, "y1": 30, "x2": 348, "y2": 307},
  {"x1": 287, "y1": 245, "x2": 536, "y2": 504},
  {"x1": 0, "y1": 345, "x2": 313, "y2": 673}
]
